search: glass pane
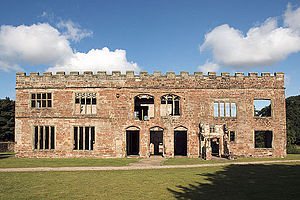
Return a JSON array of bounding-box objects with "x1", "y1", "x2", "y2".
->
[
  {"x1": 79, "y1": 127, "x2": 83, "y2": 150},
  {"x1": 74, "y1": 127, "x2": 78, "y2": 150},
  {"x1": 31, "y1": 94, "x2": 36, "y2": 99},
  {"x1": 47, "y1": 93, "x2": 51, "y2": 99},
  {"x1": 37, "y1": 100, "x2": 41, "y2": 108},
  {"x1": 86, "y1": 98, "x2": 91, "y2": 105},
  {"x1": 85, "y1": 127, "x2": 90, "y2": 150},
  {"x1": 225, "y1": 102, "x2": 230, "y2": 117},
  {"x1": 213, "y1": 102, "x2": 219, "y2": 117},
  {"x1": 231, "y1": 103, "x2": 236, "y2": 117},
  {"x1": 39, "y1": 126, "x2": 44, "y2": 149},
  {"x1": 42, "y1": 93, "x2": 46, "y2": 99},
  {"x1": 37, "y1": 93, "x2": 41, "y2": 99},
  {"x1": 45, "y1": 126, "x2": 49, "y2": 149},
  {"x1": 31, "y1": 100, "x2": 36, "y2": 108},
  {"x1": 220, "y1": 102, "x2": 225, "y2": 117},
  {"x1": 50, "y1": 127, "x2": 55, "y2": 149},
  {"x1": 47, "y1": 100, "x2": 52, "y2": 107},
  {"x1": 34, "y1": 126, "x2": 38, "y2": 149},
  {"x1": 42, "y1": 100, "x2": 46, "y2": 107}
]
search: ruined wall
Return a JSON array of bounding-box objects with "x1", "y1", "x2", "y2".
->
[{"x1": 15, "y1": 71, "x2": 286, "y2": 158}]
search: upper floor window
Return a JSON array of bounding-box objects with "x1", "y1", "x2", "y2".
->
[
  {"x1": 75, "y1": 93, "x2": 97, "y2": 114},
  {"x1": 230, "y1": 131, "x2": 235, "y2": 142},
  {"x1": 160, "y1": 94, "x2": 180, "y2": 116},
  {"x1": 31, "y1": 93, "x2": 52, "y2": 108},
  {"x1": 214, "y1": 101, "x2": 236, "y2": 117},
  {"x1": 134, "y1": 94, "x2": 154, "y2": 120},
  {"x1": 254, "y1": 99, "x2": 271, "y2": 117}
]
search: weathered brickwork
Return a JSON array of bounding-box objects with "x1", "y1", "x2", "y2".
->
[{"x1": 15, "y1": 71, "x2": 286, "y2": 159}]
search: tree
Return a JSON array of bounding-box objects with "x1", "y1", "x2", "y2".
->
[
  {"x1": 0, "y1": 97, "x2": 15, "y2": 141},
  {"x1": 286, "y1": 95, "x2": 300, "y2": 153}
]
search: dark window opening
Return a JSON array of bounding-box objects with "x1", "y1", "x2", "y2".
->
[
  {"x1": 75, "y1": 98, "x2": 80, "y2": 104},
  {"x1": 33, "y1": 126, "x2": 55, "y2": 150},
  {"x1": 255, "y1": 131, "x2": 272, "y2": 148},
  {"x1": 73, "y1": 126, "x2": 95, "y2": 150},
  {"x1": 134, "y1": 95, "x2": 154, "y2": 121},
  {"x1": 92, "y1": 98, "x2": 96, "y2": 105},
  {"x1": 230, "y1": 131, "x2": 235, "y2": 142},
  {"x1": 254, "y1": 99, "x2": 271, "y2": 117}
]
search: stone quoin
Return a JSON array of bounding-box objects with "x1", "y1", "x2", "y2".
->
[{"x1": 14, "y1": 71, "x2": 286, "y2": 159}]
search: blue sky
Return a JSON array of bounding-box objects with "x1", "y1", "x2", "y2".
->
[{"x1": 0, "y1": 0, "x2": 300, "y2": 98}]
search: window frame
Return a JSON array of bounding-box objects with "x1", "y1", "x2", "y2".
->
[
  {"x1": 73, "y1": 126, "x2": 96, "y2": 151},
  {"x1": 213, "y1": 101, "x2": 237, "y2": 118},
  {"x1": 253, "y1": 99, "x2": 272, "y2": 118},
  {"x1": 32, "y1": 125, "x2": 55, "y2": 151},
  {"x1": 30, "y1": 92, "x2": 52, "y2": 108},
  {"x1": 74, "y1": 92, "x2": 97, "y2": 115}
]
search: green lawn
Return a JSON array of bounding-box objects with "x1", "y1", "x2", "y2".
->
[
  {"x1": 0, "y1": 162, "x2": 299, "y2": 199},
  {"x1": 163, "y1": 154, "x2": 300, "y2": 165},
  {"x1": 0, "y1": 152, "x2": 139, "y2": 168}
]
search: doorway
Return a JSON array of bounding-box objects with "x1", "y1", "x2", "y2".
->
[
  {"x1": 211, "y1": 138, "x2": 219, "y2": 157},
  {"x1": 126, "y1": 130, "x2": 139, "y2": 155},
  {"x1": 150, "y1": 131, "x2": 163, "y2": 155},
  {"x1": 174, "y1": 130, "x2": 187, "y2": 156}
]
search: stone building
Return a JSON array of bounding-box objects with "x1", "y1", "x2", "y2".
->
[{"x1": 15, "y1": 71, "x2": 286, "y2": 159}]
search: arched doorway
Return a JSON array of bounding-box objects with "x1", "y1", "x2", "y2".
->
[
  {"x1": 149, "y1": 126, "x2": 164, "y2": 156},
  {"x1": 126, "y1": 126, "x2": 140, "y2": 156},
  {"x1": 174, "y1": 126, "x2": 188, "y2": 156}
]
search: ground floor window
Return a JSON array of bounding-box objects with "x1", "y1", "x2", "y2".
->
[
  {"x1": 230, "y1": 131, "x2": 235, "y2": 142},
  {"x1": 73, "y1": 126, "x2": 95, "y2": 150},
  {"x1": 33, "y1": 126, "x2": 55, "y2": 150},
  {"x1": 255, "y1": 131, "x2": 272, "y2": 148}
]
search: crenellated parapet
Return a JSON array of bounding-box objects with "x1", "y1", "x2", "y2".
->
[{"x1": 16, "y1": 71, "x2": 285, "y2": 89}]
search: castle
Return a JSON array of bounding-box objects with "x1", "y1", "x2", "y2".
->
[{"x1": 15, "y1": 71, "x2": 286, "y2": 159}]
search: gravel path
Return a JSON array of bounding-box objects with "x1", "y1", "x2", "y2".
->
[{"x1": 0, "y1": 159, "x2": 299, "y2": 172}]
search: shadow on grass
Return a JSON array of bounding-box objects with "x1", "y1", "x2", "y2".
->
[{"x1": 168, "y1": 164, "x2": 300, "y2": 200}]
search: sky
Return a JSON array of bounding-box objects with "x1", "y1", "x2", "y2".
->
[{"x1": 0, "y1": 0, "x2": 300, "y2": 98}]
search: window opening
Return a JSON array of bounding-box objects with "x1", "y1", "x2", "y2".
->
[
  {"x1": 31, "y1": 93, "x2": 52, "y2": 108},
  {"x1": 255, "y1": 131, "x2": 272, "y2": 148},
  {"x1": 33, "y1": 126, "x2": 55, "y2": 150},
  {"x1": 160, "y1": 94, "x2": 180, "y2": 116},
  {"x1": 73, "y1": 126, "x2": 95, "y2": 150},
  {"x1": 134, "y1": 94, "x2": 154, "y2": 120},
  {"x1": 75, "y1": 93, "x2": 97, "y2": 114},
  {"x1": 254, "y1": 99, "x2": 271, "y2": 117}
]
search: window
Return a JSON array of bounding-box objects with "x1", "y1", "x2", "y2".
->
[
  {"x1": 255, "y1": 131, "x2": 272, "y2": 148},
  {"x1": 33, "y1": 126, "x2": 55, "y2": 150},
  {"x1": 213, "y1": 101, "x2": 237, "y2": 117},
  {"x1": 75, "y1": 93, "x2": 97, "y2": 114},
  {"x1": 73, "y1": 126, "x2": 95, "y2": 150},
  {"x1": 230, "y1": 131, "x2": 235, "y2": 142},
  {"x1": 134, "y1": 94, "x2": 154, "y2": 120},
  {"x1": 209, "y1": 125, "x2": 215, "y2": 133},
  {"x1": 160, "y1": 94, "x2": 180, "y2": 116},
  {"x1": 31, "y1": 93, "x2": 52, "y2": 108},
  {"x1": 254, "y1": 99, "x2": 271, "y2": 117}
]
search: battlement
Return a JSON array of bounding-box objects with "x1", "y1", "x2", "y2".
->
[
  {"x1": 16, "y1": 71, "x2": 284, "y2": 89},
  {"x1": 16, "y1": 71, "x2": 284, "y2": 79}
]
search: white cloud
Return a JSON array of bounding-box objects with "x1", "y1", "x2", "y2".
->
[
  {"x1": 57, "y1": 20, "x2": 93, "y2": 42},
  {"x1": 284, "y1": 3, "x2": 300, "y2": 31},
  {"x1": 198, "y1": 60, "x2": 220, "y2": 73},
  {"x1": 47, "y1": 47, "x2": 139, "y2": 74},
  {"x1": 200, "y1": 4, "x2": 300, "y2": 69},
  {"x1": 0, "y1": 23, "x2": 73, "y2": 71},
  {"x1": 0, "y1": 23, "x2": 140, "y2": 73}
]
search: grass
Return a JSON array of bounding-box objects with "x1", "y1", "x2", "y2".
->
[
  {"x1": 163, "y1": 154, "x2": 300, "y2": 165},
  {"x1": 0, "y1": 152, "x2": 139, "y2": 168},
  {"x1": 0, "y1": 162, "x2": 299, "y2": 199}
]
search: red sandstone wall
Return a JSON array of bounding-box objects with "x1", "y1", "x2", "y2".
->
[{"x1": 15, "y1": 71, "x2": 286, "y2": 158}]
